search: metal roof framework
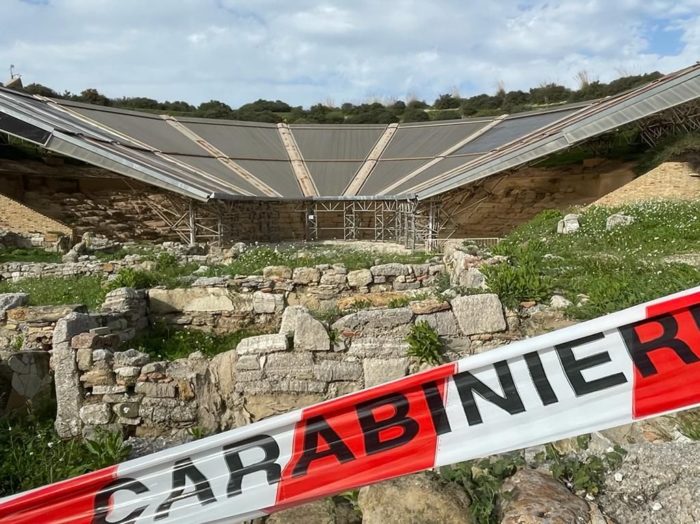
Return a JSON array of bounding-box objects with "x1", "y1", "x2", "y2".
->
[
  {"x1": 0, "y1": 64, "x2": 699, "y2": 248},
  {"x1": 0, "y1": 63, "x2": 698, "y2": 205}
]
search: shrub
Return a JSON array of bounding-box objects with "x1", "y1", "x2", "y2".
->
[
  {"x1": 440, "y1": 454, "x2": 524, "y2": 524},
  {"x1": 0, "y1": 248, "x2": 61, "y2": 264},
  {"x1": 406, "y1": 321, "x2": 443, "y2": 366}
]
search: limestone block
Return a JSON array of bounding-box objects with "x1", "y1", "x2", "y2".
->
[
  {"x1": 332, "y1": 307, "x2": 413, "y2": 338},
  {"x1": 557, "y1": 213, "x2": 580, "y2": 234},
  {"x1": 313, "y1": 360, "x2": 363, "y2": 382},
  {"x1": 149, "y1": 288, "x2": 250, "y2": 314},
  {"x1": 76, "y1": 347, "x2": 93, "y2": 371},
  {"x1": 450, "y1": 294, "x2": 506, "y2": 335},
  {"x1": 363, "y1": 358, "x2": 409, "y2": 388},
  {"x1": 358, "y1": 472, "x2": 472, "y2": 524},
  {"x1": 347, "y1": 269, "x2": 373, "y2": 288},
  {"x1": 252, "y1": 291, "x2": 285, "y2": 314},
  {"x1": 80, "y1": 369, "x2": 115, "y2": 387},
  {"x1": 113, "y1": 402, "x2": 140, "y2": 419},
  {"x1": 92, "y1": 385, "x2": 128, "y2": 395},
  {"x1": 606, "y1": 213, "x2": 635, "y2": 230},
  {"x1": 0, "y1": 293, "x2": 28, "y2": 314},
  {"x1": 292, "y1": 267, "x2": 321, "y2": 285},
  {"x1": 458, "y1": 268, "x2": 487, "y2": 289},
  {"x1": 393, "y1": 281, "x2": 421, "y2": 291},
  {"x1": 113, "y1": 349, "x2": 150, "y2": 367},
  {"x1": 420, "y1": 310, "x2": 461, "y2": 337},
  {"x1": 293, "y1": 313, "x2": 330, "y2": 352},
  {"x1": 279, "y1": 305, "x2": 309, "y2": 337},
  {"x1": 134, "y1": 382, "x2": 177, "y2": 398},
  {"x1": 79, "y1": 404, "x2": 113, "y2": 425},
  {"x1": 370, "y1": 263, "x2": 411, "y2": 277},
  {"x1": 347, "y1": 338, "x2": 410, "y2": 358},
  {"x1": 264, "y1": 352, "x2": 314, "y2": 379},
  {"x1": 320, "y1": 271, "x2": 347, "y2": 286},
  {"x1": 235, "y1": 354, "x2": 260, "y2": 371},
  {"x1": 236, "y1": 334, "x2": 289, "y2": 355},
  {"x1": 263, "y1": 265, "x2": 293, "y2": 280},
  {"x1": 410, "y1": 298, "x2": 451, "y2": 315}
]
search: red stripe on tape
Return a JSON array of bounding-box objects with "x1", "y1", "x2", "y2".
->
[
  {"x1": 0, "y1": 466, "x2": 117, "y2": 524},
  {"x1": 276, "y1": 363, "x2": 456, "y2": 506}
]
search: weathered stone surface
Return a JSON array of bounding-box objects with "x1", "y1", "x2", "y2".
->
[
  {"x1": 347, "y1": 269, "x2": 373, "y2": 288},
  {"x1": 264, "y1": 352, "x2": 314, "y2": 379},
  {"x1": 114, "y1": 349, "x2": 150, "y2": 367},
  {"x1": 500, "y1": 469, "x2": 592, "y2": 524},
  {"x1": 243, "y1": 393, "x2": 325, "y2": 421},
  {"x1": 191, "y1": 276, "x2": 228, "y2": 288},
  {"x1": 149, "y1": 288, "x2": 252, "y2": 314},
  {"x1": 606, "y1": 213, "x2": 635, "y2": 230},
  {"x1": 237, "y1": 334, "x2": 289, "y2": 355},
  {"x1": 314, "y1": 360, "x2": 363, "y2": 382},
  {"x1": 113, "y1": 402, "x2": 140, "y2": 419},
  {"x1": 348, "y1": 338, "x2": 409, "y2": 358},
  {"x1": 549, "y1": 295, "x2": 573, "y2": 310},
  {"x1": 92, "y1": 385, "x2": 127, "y2": 395},
  {"x1": 134, "y1": 382, "x2": 177, "y2": 398},
  {"x1": 266, "y1": 499, "x2": 338, "y2": 524},
  {"x1": 421, "y1": 310, "x2": 461, "y2": 337},
  {"x1": 393, "y1": 280, "x2": 421, "y2": 291},
  {"x1": 293, "y1": 313, "x2": 330, "y2": 352},
  {"x1": 370, "y1": 263, "x2": 411, "y2": 277},
  {"x1": 263, "y1": 265, "x2": 293, "y2": 280},
  {"x1": 598, "y1": 441, "x2": 700, "y2": 524},
  {"x1": 458, "y1": 268, "x2": 487, "y2": 289},
  {"x1": 235, "y1": 354, "x2": 260, "y2": 371},
  {"x1": 358, "y1": 472, "x2": 472, "y2": 524},
  {"x1": 9, "y1": 304, "x2": 86, "y2": 324},
  {"x1": 332, "y1": 307, "x2": 413, "y2": 338},
  {"x1": 557, "y1": 213, "x2": 581, "y2": 234},
  {"x1": 363, "y1": 357, "x2": 409, "y2": 388},
  {"x1": 252, "y1": 291, "x2": 285, "y2": 314},
  {"x1": 76, "y1": 347, "x2": 93, "y2": 371},
  {"x1": 292, "y1": 266, "x2": 321, "y2": 285},
  {"x1": 451, "y1": 294, "x2": 506, "y2": 335},
  {"x1": 79, "y1": 403, "x2": 112, "y2": 425},
  {"x1": 410, "y1": 298, "x2": 451, "y2": 315},
  {"x1": 0, "y1": 293, "x2": 28, "y2": 314},
  {"x1": 279, "y1": 305, "x2": 308, "y2": 336},
  {"x1": 320, "y1": 271, "x2": 347, "y2": 286}
]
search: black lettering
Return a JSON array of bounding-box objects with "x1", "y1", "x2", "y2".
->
[
  {"x1": 556, "y1": 333, "x2": 627, "y2": 395},
  {"x1": 155, "y1": 458, "x2": 216, "y2": 520},
  {"x1": 92, "y1": 478, "x2": 148, "y2": 524},
  {"x1": 292, "y1": 415, "x2": 355, "y2": 478},
  {"x1": 356, "y1": 392, "x2": 420, "y2": 455},
  {"x1": 224, "y1": 434, "x2": 281, "y2": 497},
  {"x1": 422, "y1": 381, "x2": 452, "y2": 435},
  {"x1": 453, "y1": 360, "x2": 525, "y2": 426},
  {"x1": 524, "y1": 352, "x2": 558, "y2": 406},
  {"x1": 620, "y1": 312, "x2": 700, "y2": 378}
]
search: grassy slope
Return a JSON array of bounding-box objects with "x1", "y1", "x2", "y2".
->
[{"x1": 483, "y1": 201, "x2": 700, "y2": 319}]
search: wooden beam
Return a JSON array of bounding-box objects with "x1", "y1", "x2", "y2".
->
[
  {"x1": 344, "y1": 123, "x2": 398, "y2": 196},
  {"x1": 277, "y1": 124, "x2": 317, "y2": 197}
]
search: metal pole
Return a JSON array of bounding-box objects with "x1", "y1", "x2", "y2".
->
[{"x1": 188, "y1": 200, "x2": 196, "y2": 247}]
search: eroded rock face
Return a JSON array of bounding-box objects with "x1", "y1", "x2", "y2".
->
[
  {"x1": 557, "y1": 213, "x2": 581, "y2": 234},
  {"x1": 499, "y1": 469, "x2": 595, "y2": 524},
  {"x1": 332, "y1": 307, "x2": 414, "y2": 338},
  {"x1": 0, "y1": 293, "x2": 28, "y2": 316},
  {"x1": 266, "y1": 499, "x2": 338, "y2": 524},
  {"x1": 598, "y1": 441, "x2": 700, "y2": 524},
  {"x1": 451, "y1": 294, "x2": 506, "y2": 335},
  {"x1": 358, "y1": 472, "x2": 473, "y2": 524}
]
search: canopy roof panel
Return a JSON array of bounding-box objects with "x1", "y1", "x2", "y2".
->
[{"x1": 0, "y1": 63, "x2": 698, "y2": 201}]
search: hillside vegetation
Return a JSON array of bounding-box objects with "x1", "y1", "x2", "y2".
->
[
  {"x1": 17, "y1": 71, "x2": 662, "y2": 124},
  {"x1": 483, "y1": 201, "x2": 700, "y2": 319}
]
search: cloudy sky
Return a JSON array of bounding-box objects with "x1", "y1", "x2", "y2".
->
[{"x1": 2, "y1": 0, "x2": 699, "y2": 108}]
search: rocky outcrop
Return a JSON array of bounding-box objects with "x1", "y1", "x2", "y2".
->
[{"x1": 358, "y1": 472, "x2": 473, "y2": 524}]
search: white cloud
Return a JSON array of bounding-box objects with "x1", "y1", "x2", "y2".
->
[{"x1": 1, "y1": 0, "x2": 698, "y2": 107}]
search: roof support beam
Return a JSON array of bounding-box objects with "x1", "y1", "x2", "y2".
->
[
  {"x1": 161, "y1": 116, "x2": 280, "y2": 197},
  {"x1": 377, "y1": 116, "x2": 506, "y2": 195},
  {"x1": 344, "y1": 123, "x2": 399, "y2": 196},
  {"x1": 277, "y1": 123, "x2": 317, "y2": 197}
]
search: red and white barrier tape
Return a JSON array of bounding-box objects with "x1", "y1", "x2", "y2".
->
[{"x1": 2, "y1": 286, "x2": 700, "y2": 523}]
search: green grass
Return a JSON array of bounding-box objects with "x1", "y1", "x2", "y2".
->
[
  {"x1": 485, "y1": 201, "x2": 700, "y2": 318},
  {"x1": 211, "y1": 246, "x2": 432, "y2": 277},
  {"x1": 106, "y1": 252, "x2": 199, "y2": 291},
  {"x1": 126, "y1": 322, "x2": 267, "y2": 360},
  {"x1": 0, "y1": 403, "x2": 130, "y2": 497},
  {"x1": 0, "y1": 248, "x2": 62, "y2": 264},
  {"x1": 0, "y1": 276, "x2": 106, "y2": 309}
]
